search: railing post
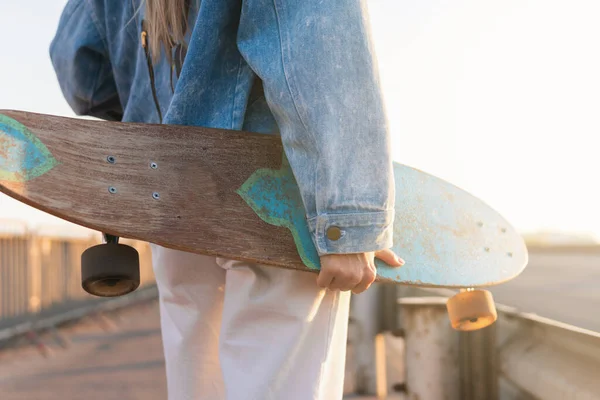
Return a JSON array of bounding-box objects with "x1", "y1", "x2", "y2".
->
[
  {"x1": 27, "y1": 235, "x2": 42, "y2": 314},
  {"x1": 459, "y1": 319, "x2": 498, "y2": 400},
  {"x1": 398, "y1": 297, "x2": 461, "y2": 400}
]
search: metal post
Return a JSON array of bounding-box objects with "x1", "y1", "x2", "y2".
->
[
  {"x1": 398, "y1": 297, "x2": 460, "y2": 400},
  {"x1": 459, "y1": 321, "x2": 498, "y2": 400},
  {"x1": 374, "y1": 330, "x2": 406, "y2": 399},
  {"x1": 349, "y1": 282, "x2": 383, "y2": 394},
  {"x1": 27, "y1": 235, "x2": 42, "y2": 314}
]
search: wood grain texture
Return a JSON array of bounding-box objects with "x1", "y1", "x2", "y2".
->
[{"x1": 0, "y1": 110, "x2": 308, "y2": 274}]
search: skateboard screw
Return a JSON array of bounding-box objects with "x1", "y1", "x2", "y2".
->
[
  {"x1": 477, "y1": 222, "x2": 484, "y2": 227},
  {"x1": 484, "y1": 247, "x2": 490, "y2": 252},
  {"x1": 152, "y1": 192, "x2": 160, "y2": 200},
  {"x1": 507, "y1": 252, "x2": 513, "y2": 257},
  {"x1": 107, "y1": 156, "x2": 116, "y2": 164},
  {"x1": 150, "y1": 162, "x2": 158, "y2": 169},
  {"x1": 108, "y1": 187, "x2": 117, "y2": 194}
]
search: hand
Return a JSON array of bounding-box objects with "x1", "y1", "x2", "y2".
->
[{"x1": 317, "y1": 249, "x2": 404, "y2": 294}]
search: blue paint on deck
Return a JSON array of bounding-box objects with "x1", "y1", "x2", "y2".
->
[
  {"x1": 0, "y1": 114, "x2": 59, "y2": 182},
  {"x1": 376, "y1": 163, "x2": 526, "y2": 286},
  {"x1": 236, "y1": 154, "x2": 321, "y2": 270},
  {"x1": 238, "y1": 156, "x2": 528, "y2": 287}
]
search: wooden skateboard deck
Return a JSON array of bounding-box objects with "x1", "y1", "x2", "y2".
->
[{"x1": 0, "y1": 110, "x2": 528, "y2": 288}]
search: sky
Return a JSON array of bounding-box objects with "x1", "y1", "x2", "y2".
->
[{"x1": 0, "y1": 0, "x2": 599, "y2": 239}]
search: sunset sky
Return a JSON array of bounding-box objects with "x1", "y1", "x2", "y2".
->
[{"x1": 1, "y1": 0, "x2": 599, "y2": 240}]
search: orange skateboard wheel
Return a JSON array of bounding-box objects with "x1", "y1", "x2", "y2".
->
[{"x1": 446, "y1": 289, "x2": 497, "y2": 331}]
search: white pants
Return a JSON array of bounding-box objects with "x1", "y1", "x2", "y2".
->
[{"x1": 150, "y1": 244, "x2": 351, "y2": 400}]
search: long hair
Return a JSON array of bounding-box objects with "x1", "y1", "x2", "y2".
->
[{"x1": 144, "y1": 0, "x2": 191, "y2": 62}]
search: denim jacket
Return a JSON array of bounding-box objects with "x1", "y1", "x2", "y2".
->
[{"x1": 50, "y1": 0, "x2": 395, "y2": 256}]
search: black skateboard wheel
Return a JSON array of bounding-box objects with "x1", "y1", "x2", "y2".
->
[{"x1": 81, "y1": 243, "x2": 140, "y2": 297}]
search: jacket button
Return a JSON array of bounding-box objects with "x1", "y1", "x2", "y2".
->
[{"x1": 326, "y1": 226, "x2": 342, "y2": 241}]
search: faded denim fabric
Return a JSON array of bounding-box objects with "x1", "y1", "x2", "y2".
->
[{"x1": 50, "y1": 0, "x2": 395, "y2": 256}]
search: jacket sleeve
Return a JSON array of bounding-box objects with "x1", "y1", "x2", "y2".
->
[
  {"x1": 49, "y1": 0, "x2": 123, "y2": 121},
  {"x1": 237, "y1": 0, "x2": 395, "y2": 256}
]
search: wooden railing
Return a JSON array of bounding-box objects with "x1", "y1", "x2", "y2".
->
[{"x1": 0, "y1": 229, "x2": 155, "y2": 330}]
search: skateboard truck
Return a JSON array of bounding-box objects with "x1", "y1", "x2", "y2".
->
[
  {"x1": 446, "y1": 288, "x2": 497, "y2": 331},
  {"x1": 80, "y1": 233, "x2": 141, "y2": 297}
]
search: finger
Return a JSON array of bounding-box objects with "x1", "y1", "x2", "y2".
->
[
  {"x1": 330, "y1": 276, "x2": 354, "y2": 291},
  {"x1": 375, "y1": 249, "x2": 404, "y2": 267},
  {"x1": 332, "y1": 272, "x2": 362, "y2": 292},
  {"x1": 317, "y1": 269, "x2": 334, "y2": 288},
  {"x1": 352, "y1": 266, "x2": 376, "y2": 294},
  {"x1": 328, "y1": 277, "x2": 341, "y2": 291}
]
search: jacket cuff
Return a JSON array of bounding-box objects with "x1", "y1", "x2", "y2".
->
[{"x1": 307, "y1": 210, "x2": 395, "y2": 256}]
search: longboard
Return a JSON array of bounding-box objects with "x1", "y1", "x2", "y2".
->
[{"x1": 0, "y1": 110, "x2": 527, "y2": 289}]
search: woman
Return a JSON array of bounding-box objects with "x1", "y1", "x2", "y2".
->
[{"x1": 50, "y1": 0, "x2": 402, "y2": 398}]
